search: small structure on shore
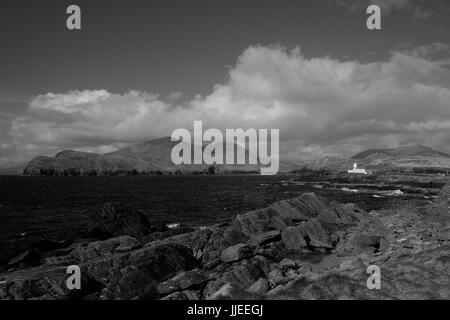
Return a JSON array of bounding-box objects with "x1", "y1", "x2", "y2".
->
[{"x1": 348, "y1": 162, "x2": 369, "y2": 175}]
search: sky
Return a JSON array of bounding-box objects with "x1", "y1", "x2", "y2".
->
[{"x1": 1, "y1": 0, "x2": 450, "y2": 166}]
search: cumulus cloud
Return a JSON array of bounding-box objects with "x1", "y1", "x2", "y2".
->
[
  {"x1": 6, "y1": 90, "x2": 199, "y2": 164},
  {"x1": 189, "y1": 44, "x2": 450, "y2": 158},
  {"x1": 4, "y1": 43, "x2": 450, "y2": 165}
]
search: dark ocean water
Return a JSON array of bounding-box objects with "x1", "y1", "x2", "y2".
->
[
  {"x1": 0, "y1": 175, "x2": 389, "y2": 263},
  {"x1": 0, "y1": 175, "x2": 300, "y2": 261}
]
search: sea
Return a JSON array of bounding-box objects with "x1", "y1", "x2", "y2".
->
[{"x1": 0, "y1": 175, "x2": 391, "y2": 264}]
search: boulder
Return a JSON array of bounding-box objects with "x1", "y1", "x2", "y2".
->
[
  {"x1": 270, "y1": 193, "x2": 332, "y2": 221},
  {"x1": 203, "y1": 258, "x2": 267, "y2": 298},
  {"x1": 231, "y1": 208, "x2": 288, "y2": 237},
  {"x1": 86, "y1": 203, "x2": 153, "y2": 241},
  {"x1": 267, "y1": 269, "x2": 289, "y2": 287},
  {"x1": 207, "y1": 282, "x2": 257, "y2": 300},
  {"x1": 278, "y1": 259, "x2": 297, "y2": 272},
  {"x1": 248, "y1": 230, "x2": 281, "y2": 246},
  {"x1": 296, "y1": 220, "x2": 334, "y2": 249},
  {"x1": 276, "y1": 194, "x2": 391, "y2": 254},
  {"x1": 256, "y1": 241, "x2": 287, "y2": 262},
  {"x1": 157, "y1": 269, "x2": 205, "y2": 295},
  {"x1": 201, "y1": 227, "x2": 248, "y2": 265},
  {"x1": 281, "y1": 226, "x2": 307, "y2": 251},
  {"x1": 164, "y1": 228, "x2": 213, "y2": 260},
  {"x1": 221, "y1": 244, "x2": 254, "y2": 263},
  {"x1": 247, "y1": 278, "x2": 269, "y2": 296}
]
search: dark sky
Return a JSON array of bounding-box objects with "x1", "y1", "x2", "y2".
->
[
  {"x1": 1, "y1": 1, "x2": 448, "y2": 104},
  {"x1": 0, "y1": 0, "x2": 449, "y2": 165}
]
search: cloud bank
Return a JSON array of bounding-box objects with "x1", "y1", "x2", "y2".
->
[{"x1": 2, "y1": 43, "x2": 450, "y2": 165}]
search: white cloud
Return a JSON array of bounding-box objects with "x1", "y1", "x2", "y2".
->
[
  {"x1": 4, "y1": 43, "x2": 450, "y2": 164},
  {"x1": 166, "y1": 91, "x2": 183, "y2": 102}
]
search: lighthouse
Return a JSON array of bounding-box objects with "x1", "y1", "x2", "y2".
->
[{"x1": 348, "y1": 162, "x2": 368, "y2": 174}]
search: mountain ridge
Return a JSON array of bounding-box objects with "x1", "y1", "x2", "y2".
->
[
  {"x1": 23, "y1": 137, "x2": 263, "y2": 176},
  {"x1": 351, "y1": 144, "x2": 450, "y2": 160}
]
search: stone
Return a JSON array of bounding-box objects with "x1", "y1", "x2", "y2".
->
[
  {"x1": 201, "y1": 227, "x2": 248, "y2": 265},
  {"x1": 203, "y1": 258, "x2": 267, "y2": 298},
  {"x1": 270, "y1": 193, "x2": 332, "y2": 221},
  {"x1": 157, "y1": 269, "x2": 205, "y2": 295},
  {"x1": 297, "y1": 220, "x2": 333, "y2": 249},
  {"x1": 161, "y1": 290, "x2": 201, "y2": 300},
  {"x1": 231, "y1": 208, "x2": 288, "y2": 237},
  {"x1": 281, "y1": 226, "x2": 307, "y2": 251},
  {"x1": 207, "y1": 282, "x2": 256, "y2": 300},
  {"x1": 278, "y1": 259, "x2": 297, "y2": 272},
  {"x1": 256, "y1": 241, "x2": 287, "y2": 262},
  {"x1": 86, "y1": 203, "x2": 152, "y2": 241},
  {"x1": 164, "y1": 228, "x2": 213, "y2": 258},
  {"x1": 248, "y1": 230, "x2": 281, "y2": 246},
  {"x1": 69, "y1": 236, "x2": 141, "y2": 262},
  {"x1": 267, "y1": 269, "x2": 289, "y2": 287},
  {"x1": 327, "y1": 202, "x2": 367, "y2": 224},
  {"x1": 221, "y1": 243, "x2": 254, "y2": 263},
  {"x1": 247, "y1": 278, "x2": 269, "y2": 296}
]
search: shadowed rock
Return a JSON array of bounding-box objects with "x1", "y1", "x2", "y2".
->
[
  {"x1": 0, "y1": 241, "x2": 198, "y2": 300},
  {"x1": 86, "y1": 203, "x2": 153, "y2": 241}
]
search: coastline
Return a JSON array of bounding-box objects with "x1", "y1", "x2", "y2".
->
[{"x1": 1, "y1": 183, "x2": 449, "y2": 300}]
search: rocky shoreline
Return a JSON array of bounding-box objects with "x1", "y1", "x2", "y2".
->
[{"x1": 0, "y1": 185, "x2": 449, "y2": 300}]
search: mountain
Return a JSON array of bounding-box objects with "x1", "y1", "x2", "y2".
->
[
  {"x1": 312, "y1": 144, "x2": 450, "y2": 173},
  {"x1": 23, "y1": 137, "x2": 264, "y2": 176},
  {"x1": 351, "y1": 144, "x2": 450, "y2": 160}
]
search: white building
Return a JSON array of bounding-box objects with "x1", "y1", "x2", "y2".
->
[{"x1": 348, "y1": 163, "x2": 368, "y2": 174}]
